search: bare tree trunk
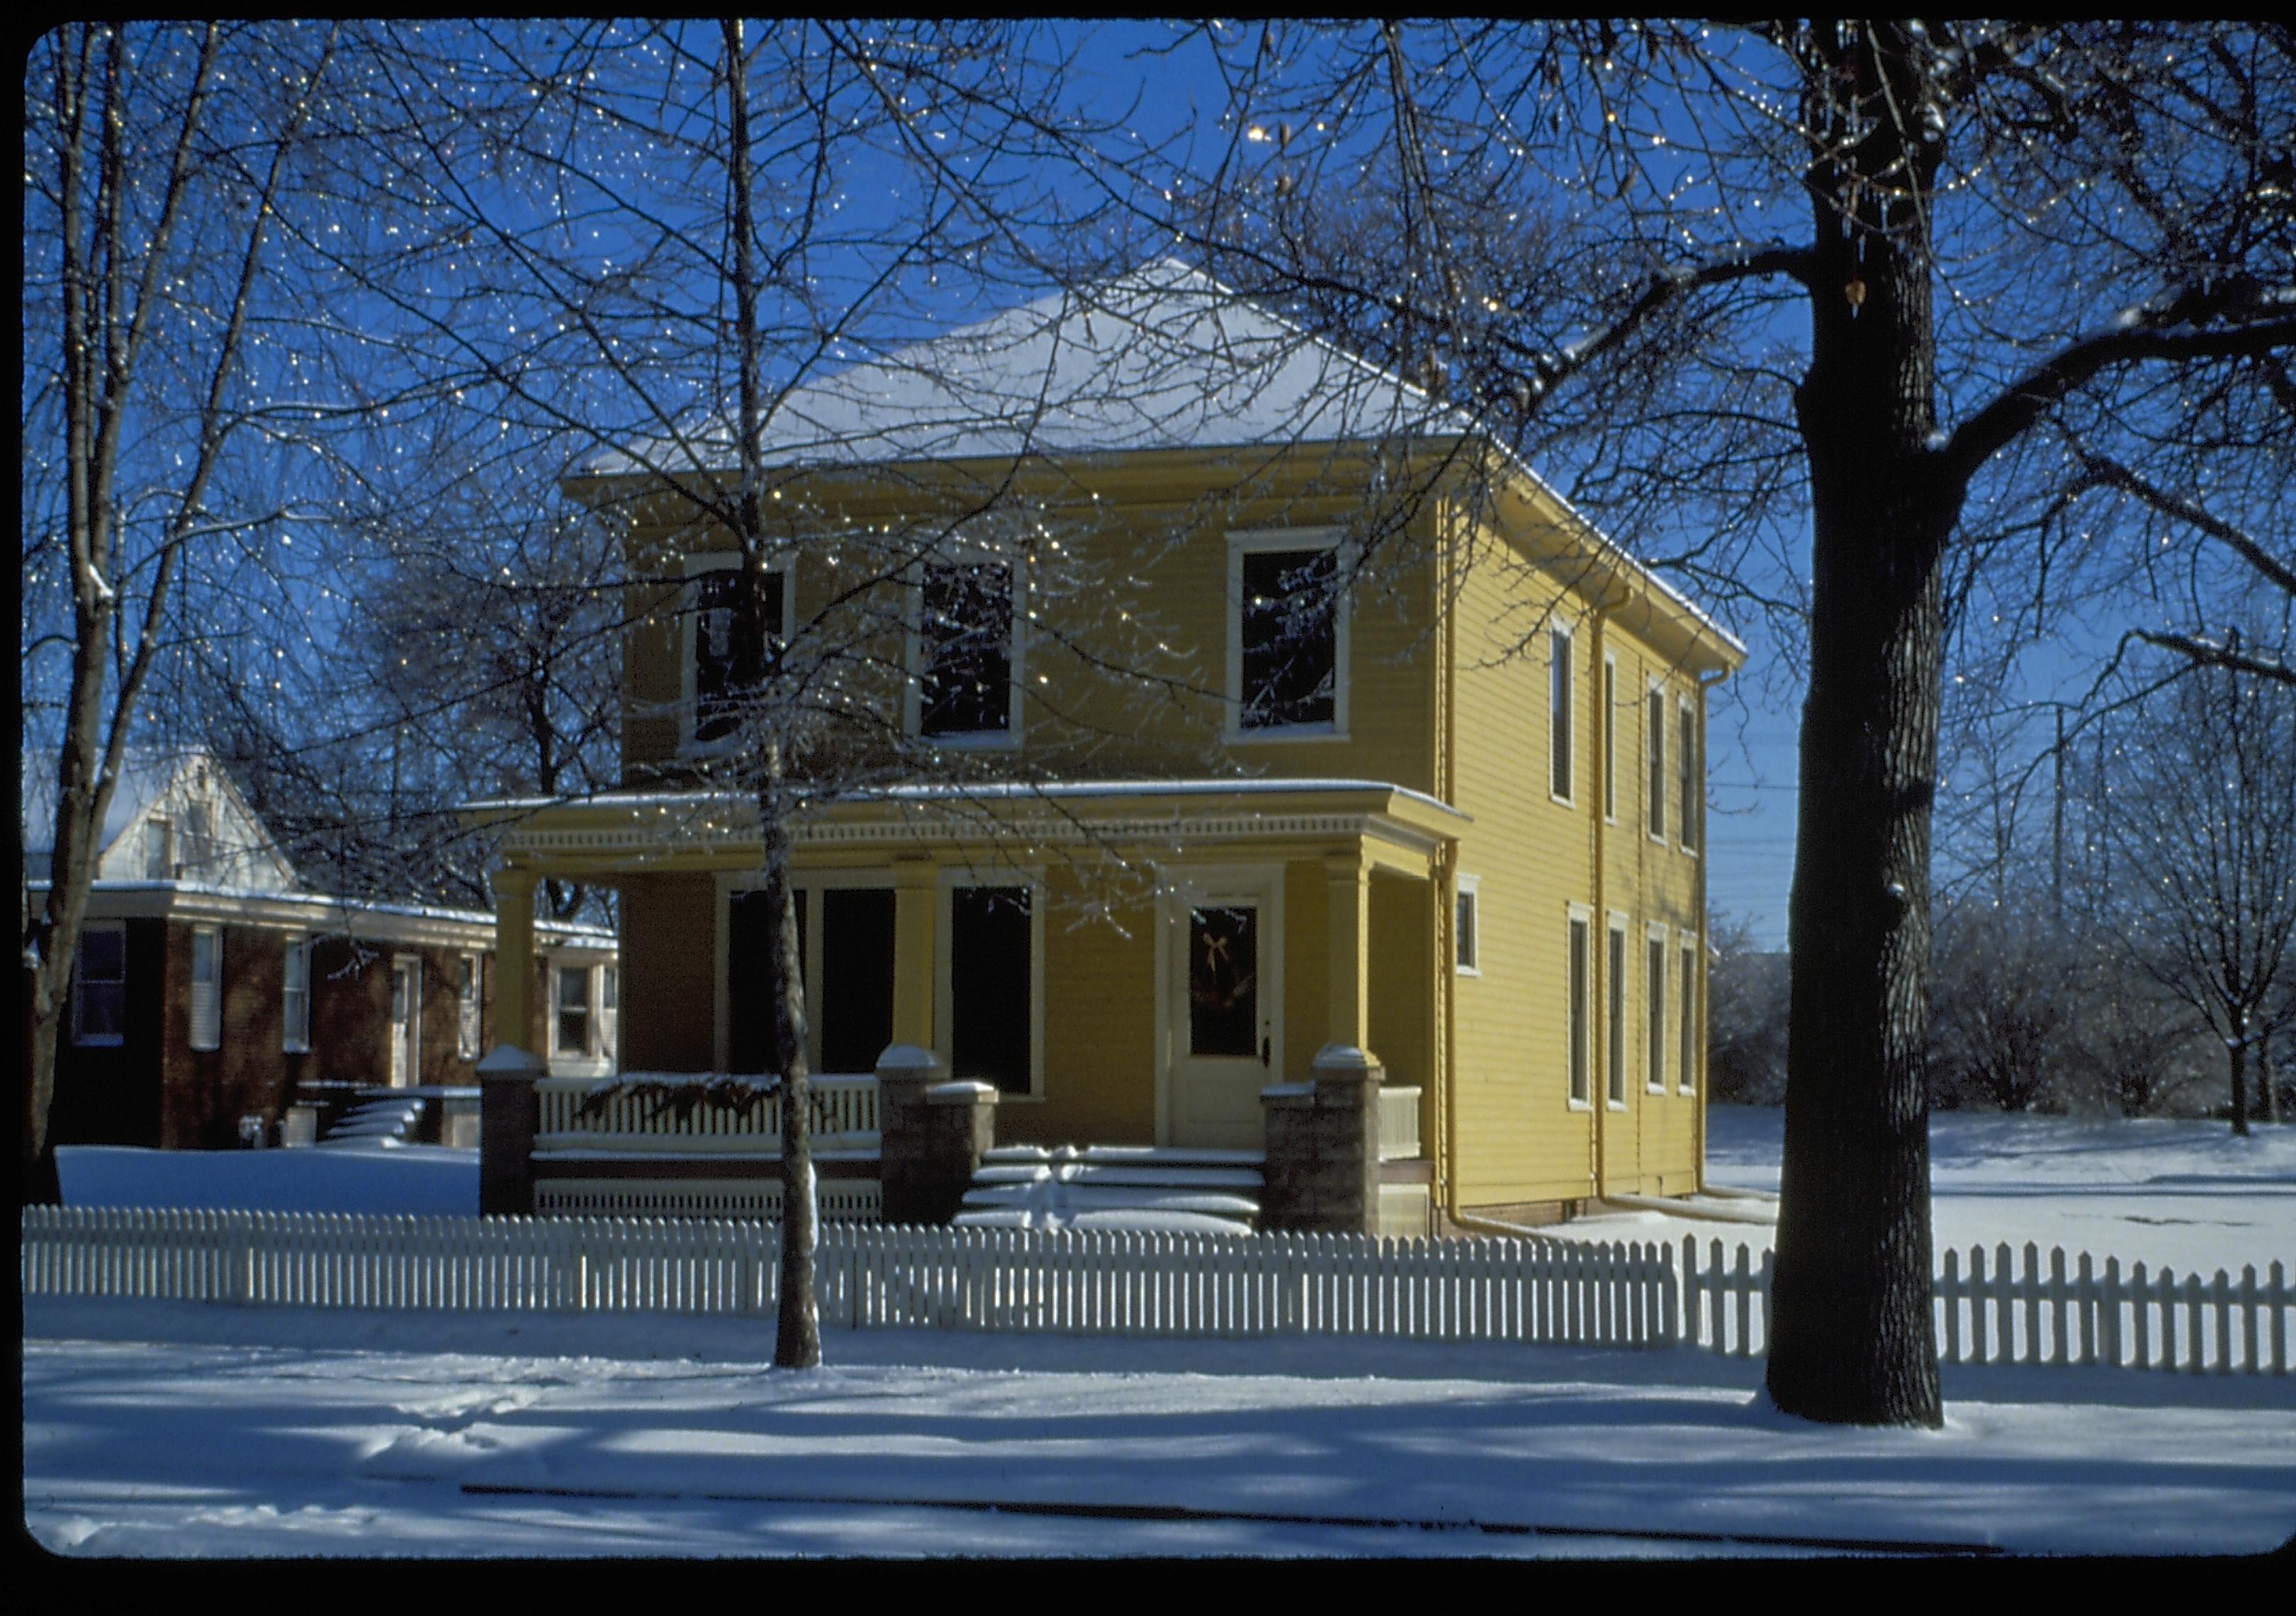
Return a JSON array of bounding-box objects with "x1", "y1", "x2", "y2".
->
[
  {"x1": 1766, "y1": 24, "x2": 1949, "y2": 1427},
  {"x1": 2227, "y1": 1014, "x2": 2251, "y2": 1138},
  {"x1": 763, "y1": 747, "x2": 821, "y2": 1367}
]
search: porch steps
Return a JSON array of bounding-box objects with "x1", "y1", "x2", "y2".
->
[
  {"x1": 955, "y1": 1144, "x2": 1266, "y2": 1233},
  {"x1": 319, "y1": 1094, "x2": 427, "y2": 1146}
]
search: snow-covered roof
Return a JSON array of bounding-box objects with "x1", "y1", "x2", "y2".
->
[
  {"x1": 583, "y1": 258, "x2": 1476, "y2": 478},
  {"x1": 20, "y1": 747, "x2": 300, "y2": 891}
]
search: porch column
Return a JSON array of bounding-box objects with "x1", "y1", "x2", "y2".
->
[
  {"x1": 1324, "y1": 849, "x2": 1373, "y2": 1057},
  {"x1": 890, "y1": 858, "x2": 937, "y2": 1053},
  {"x1": 492, "y1": 868, "x2": 539, "y2": 1055}
]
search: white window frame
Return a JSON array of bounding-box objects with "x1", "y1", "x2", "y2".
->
[
  {"x1": 1453, "y1": 875, "x2": 1481, "y2": 977},
  {"x1": 549, "y1": 960, "x2": 608, "y2": 1068},
  {"x1": 1646, "y1": 921, "x2": 1670, "y2": 1094},
  {"x1": 72, "y1": 921, "x2": 128, "y2": 1048},
  {"x1": 597, "y1": 963, "x2": 619, "y2": 1067},
  {"x1": 1602, "y1": 653, "x2": 1619, "y2": 824},
  {"x1": 680, "y1": 550, "x2": 798, "y2": 753},
  {"x1": 457, "y1": 952, "x2": 483, "y2": 1061},
  {"x1": 1548, "y1": 624, "x2": 1575, "y2": 807},
  {"x1": 935, "y1": 868, "x2": 1046, "y2": 1101},
  {"x1": 1678, "y1": 694, "x2": 1700, "y2": 855},
  {"x1": 904, "y1": 551, "x2": 1026, "y2": 750},
  {"x1": 1225, "y1": 527, "x2": 1350, "y2": 742},
  {"x1": 1606, "y1": 911, "x2": 1629, "y2": 1109},
  {"x1": 143, "y1": 817, "x2": 173, "y2": 880},
  {"x1": 1565, "y1": 904, "x2": 1592, "y2": 1109},
  {"x1": 1679, "y1": 931, "x2": 1700, "y2": 1096},
  {"x1": 181, "y1": 802, "x2": 216, "y2": 882},
  {"x1": 1646, "y1": 680, "x2": 1668, "y2": 845},
  {"x1": 282, "y1": 935, "x2": 311, "y2": 1053},
  {"x1": 189, "y1": 924, "x2": 222, "y2": 1052}
]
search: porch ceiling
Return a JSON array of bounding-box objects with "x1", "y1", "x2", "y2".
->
[{"x1": 459, "y1": 778, "x2": 1467, "y2": 881}]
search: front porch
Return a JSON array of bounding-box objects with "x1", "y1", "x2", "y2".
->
[{"x1": 464, "y1": 778, "x2": 1463, "y2": 1229}]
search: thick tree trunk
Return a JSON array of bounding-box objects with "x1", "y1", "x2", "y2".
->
[
  {"x1": 2227, "y1": 1018, "x2": 2251, "y2": 1138},
  {"x1": 1766, "y1": 26, "x2": 1952, "y2": 1427}
]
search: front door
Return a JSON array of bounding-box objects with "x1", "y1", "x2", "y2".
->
[
  {"x1": 1162, "y1": 871, "x2": 1283, "y2": 1148},
  {"x1": 388, "y1": 956, "x2": 421, "y2": 1087}
]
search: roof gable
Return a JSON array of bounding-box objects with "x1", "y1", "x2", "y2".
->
[{"x1": 21, "y1": 748, "x2": 300, "y2": 892}]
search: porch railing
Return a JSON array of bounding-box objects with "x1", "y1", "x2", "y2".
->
[
  {"x1": 534, "y1": 1072, "x2": 880, "y2": 1155},
  {"x1": 1378, "y1": 1084, "x2": 1422, "y2": 1161}
]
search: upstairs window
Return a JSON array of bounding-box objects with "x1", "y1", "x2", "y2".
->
[
  {"x1": 1602, "y1": 656, "x2": 1618, "y2": 821},
  {"x1": 1454, "y1": 878, "x2": 1480, "y2": 975},
  {"x1": 282, "y1": 936, "x2": 311, "y2": 1053},
  {"x1": 918, "y1": 561, "x2": 1015, "y2": 741},
  {"x1": 1231, "y1": 536, "x2": 1344, "y2": 734},
  {"x1": 1549, "y1": 627, "x2": 1575, "y2": 802},
  {"x1": 190, "y1": 926, "x2": 222, "y2": 1051},
  {"x1": 689, "y1": 559, "x2": 788, "y2": 746},
  {"x1": 143, "y1": 817, "x2": 172, "y2": 880},
  {"x1": 1679, "y1": 700, "x2": 1699, "y2": 853},
  {"x1": 180, "y1": 803, "x2": 215, "y2": 880},
  {"x1": 1647, "y1": 686, "x2": 1667, "y2": 843},
  {"x1": 73, "y1": 924, "x2": 127, "y2": 1047}
]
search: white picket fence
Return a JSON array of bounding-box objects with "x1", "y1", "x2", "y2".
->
[{"x1": 21, "y1": 1208, "x2": 2290, "y2": 1372}]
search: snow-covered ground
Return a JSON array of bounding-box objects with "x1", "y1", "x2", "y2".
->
[
  {"x1": 27, "y1": 1109, "x2": 2296, "y2": 1559},
  {"x1": 1537, "y1": 1105, "x2": 2296, "y2": 1276}
]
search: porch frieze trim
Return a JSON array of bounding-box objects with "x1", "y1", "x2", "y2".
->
[{"x1": 497, "y1": 809, "x2": 1448, "y2": 863}]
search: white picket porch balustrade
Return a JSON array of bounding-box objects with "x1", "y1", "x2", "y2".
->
[
  {"x1": 533, "y1": 1072, "x2": 879, "y2": 1155},
  {"x1": 22, "y1": 1210, "x2": 2289, "y2": 1372}
]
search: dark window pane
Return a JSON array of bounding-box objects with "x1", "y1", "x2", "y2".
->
[
  {"x1": 951, "y1": 886, "x2": 1031, "y2": 1096},
  {"x1": 694, "y1": 568, "x2": 785, "y2": 744},
  {"x1": 1239, "y1": 548, "x2": 1336, "y2": 729},
  {"x1": 1568, "y1": 918, "x2": 1589, "y2": 1103},
  {"x1": 1550, "y1": 631, "x2": 1572, "y2": 798},
  {"x1": 728, "y1": 887, "x2": 806, "y2": 1074},
  {"x1": 921, "y1": 563, "x2": 1013, "y2": 737},
  {"x1": 1188, "y1": 904, "x2": 1259, "y2": 1057},
  {"x1": 819, "y1": 887, "x2": 895, "y2": 1074}
]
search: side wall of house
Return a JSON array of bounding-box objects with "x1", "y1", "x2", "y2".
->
[
  {"x1": 48, "y1": 916, "x2": 167, "y2": 1149},
  {"x1": 619, "y1": 872, "x2": 719, "y2": 1073},
  {"x1": 1442, "y1": 499, "x2": 1712, "y2": 1210}
]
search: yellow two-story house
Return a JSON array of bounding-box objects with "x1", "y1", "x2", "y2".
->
[{"x1": 467, "y1": 261, "x2": 1743, "y2": 1233}]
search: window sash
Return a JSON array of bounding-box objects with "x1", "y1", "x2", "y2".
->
[
  {"x1": 1602, "y1": 658, "x2": 1617, "y2": 820},
  {"x1": 692, "y1": 566, "x2": 786, "y2": 745},
  {"x1": 1606, "y1": 923, "x2": 1626, "y2": 1106},
  {"x1": 1455, "y1": 887, "x2": 1479, "y2": 974},
  {"x1": 1679, "y1": 702, "x2": 1699, "y2": 851},
  {"x1": 282, "y1": 937, "x2": 310, "y2": 1053},
  {"x1": 1647, "y1": 689, "x2": 1667, "y2": 841},
  {"x1": 190, "y1": 926, "x2": 221, "y2": 1051},
  {"x1": 1237, "y1": 546, "x2": 1338, "y2": 729},
  {"x1": 73, "y1": 924, "x2": 128, "y2": 1046},
  {"x1": 1647, "y1": 935, "x2": 1667, "y2": 1092},
  {"x1": 556, "y1": 965, "x2": 592, "y2": 1057},
  {"x1": 458, "y1": 955, "x2": 482, "y2": 1060},
  {"x1": 1549, "y1": 629, "x2": 1572, "y2": 800},
  {"x1": 1567, "y1": 916, "x2": 1589, "y2": 1104},
  {"x1": 143, "y1": 818, "x2": 171, "y2": 880},
  {"x1": 919, "y1": 561, "x2": 1014, "y2": 738},
  {"x1": 1679, "y1": 941, "x2": 1699, "y2": 1094}
]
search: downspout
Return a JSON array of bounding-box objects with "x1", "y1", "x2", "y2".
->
[
  {"x1": 1438, "y1": 497, "x2": 1459, "y2": 1233},
  {"x1": 1588, "y1": 604, "x2": 1610, "y2": 1211}
]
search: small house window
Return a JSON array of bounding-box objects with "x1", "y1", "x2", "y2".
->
[
  {"x1": 919, "y1": 561, "x2": 1015, "y2": 739},
  {"x1": 1602, "y1": 656, "x2": 1618, "y2": 821},
  {"x1": 556, "y1": 963, "x2": 591, "y2": 1057},
  {"x1": 143, "y1": 817, "x2": 172, "y2": 880},
  {"x1": 1647, "y1": 930, "x2": 1668, "y2": 1092},
  {"x1": 72, "y1": 924, "x2": 127, "y2": 1047},
  {"x1": 282, "y1": 936, "x2": 311, "y2": 1053},
  {"x1": 190, "y1": 925, "x2": 222, "y2": 1051},
  {"x1": 181, "y1": 803, "x2": 215, "y2": 880},
  {"x1": 457, "y1": 953, "x2": 481, "y2": 1060},
  {"x1": 1647, "y1": 687, "x2": 1667, "y2": 842},
  {"x1": 1235, "y1": 543, "x2": 1339, "y2": 731},
  {"x1": 1454, "y1": 880, "x2": 1480, "y2": 975},
  {"x1": 1549, "y1": 627, "x2": 1573, "y2": 802},
  {"x1": 1679, "y1": 938, "x2": 1699, "y2": 1094},
  {"x1": 1679, "y1": 700, "x2": 1699, "y2": 853},
  {"x1": 1606, "y1": 918, "x2": 1627, "y2": 1107},
  {"x1": 597, "y1": 965, "x2": 619, "y2": 1065},
  {"x1": 1567, "y1": 910, "x2": 1590, "y2": 1106},
  {"x1": 691, "y1": 561, "x2": 787, "y2": 746}
]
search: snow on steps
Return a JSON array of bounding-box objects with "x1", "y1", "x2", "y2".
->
[
  {"x1": 956, "y1": 1143, "x2": 1266, "y2": 1233},
  {"x1": 320, "y1": 1094, "x2": 427, "y2": 1147}
]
